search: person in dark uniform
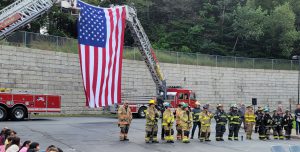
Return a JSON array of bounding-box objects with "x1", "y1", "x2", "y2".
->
[
  {"x1": 214, "y1": 104, "x2": 227, "y2": 141},
  {"x1": 228, "y1": 104, "x2": 242, "y2": 141},
  {"x1": 191, "y1": 101, "x2": 201, "y2": 139}
]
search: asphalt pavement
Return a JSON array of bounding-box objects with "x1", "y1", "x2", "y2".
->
[{"x1": 2, "y1": 117, "x2": 300, "y2": 152}]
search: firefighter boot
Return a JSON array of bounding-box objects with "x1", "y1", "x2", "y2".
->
[{"x1": 205, "y1": 132, "x2": 211, "y2": 142}]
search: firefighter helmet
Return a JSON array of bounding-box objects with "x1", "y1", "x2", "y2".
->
[
  {"x1": 163, "y1": 102, "x2": 170, "y2": 107},
  {"x1": 149, "y1": 100, "x2": 155, "y2": 104},
  {"x1": 195, "y1": 101, "x2": 201, "y2": 106},
  {"x1": 246, "y1": 105, "x2": 253, "y2": 109},
  {"x1": 231, "y1": 104, "x2": 237, "y2": 108},
  {"x1": 217, "y1": 104, "x2": 223, "y2": 107},
  {"x1": 285, "y1": 109, "x2": 290, "y2": 113},
  {"x1": 264, "y1": 108, "x2": 269, "y2": 112},
  {"x1": 182, "y1": 103, "x2": 188, "y2": 108},
  {"x1": 203, "y1": 104, "x2": 209, "y2": 109}
]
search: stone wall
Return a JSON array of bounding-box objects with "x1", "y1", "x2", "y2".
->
[{"x1": 0, "y1": 45, "x2": 298, "y2": 113}]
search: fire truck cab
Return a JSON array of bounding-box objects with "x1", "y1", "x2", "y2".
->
[{"x1": 165, "y1": 86, "x2": 197, "y2": 110}]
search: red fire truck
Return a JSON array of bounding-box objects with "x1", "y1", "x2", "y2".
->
[
  {"x1": 119, "y1": 87, "x2": 197, "y2": 118},
  {"x1": 0, "y1": 89, "x2": 61, "y2": 121},
  {"x1": 110, "y1": 7, "x2": 197, "y2": 117}
]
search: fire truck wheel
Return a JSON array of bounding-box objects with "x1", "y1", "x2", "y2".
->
[
  {"x1": 11, "y1": 106, "x2": 26, "y2": 121},
  {"x1": 138, "y1": 106, "x2": 147, "y2": 118},
  {"x1": 0, "y1": 106, "x2": 7, "y2": 121}
]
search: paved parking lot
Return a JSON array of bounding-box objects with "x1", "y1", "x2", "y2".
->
[{"x1": 2, "y1": 117, "x2": 300, "y2": 152}]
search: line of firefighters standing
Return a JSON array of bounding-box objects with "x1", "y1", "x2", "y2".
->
[{"x1": 117, "y1": 100, "x2": 294, "y2": 143}]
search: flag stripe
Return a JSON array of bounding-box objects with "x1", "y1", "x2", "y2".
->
[
  {"x1": 92, "y1": 47, "x2": 98, "y2": 107},
  {"x1": 111, "y1": 8, "x2": 121, "y2": 104},
  {"x1": 105, "y1": 9, "x2": 114, "y2": 106},
  {"x1": 118, "y1": 7, "x2": 126, "y2": 102},
  {"x1": 100, "y1": 48, "x2": 106, "y2": 107},
  {"x1": 78, "y1": 44, "x2": 88, "y2": 106},
  {"x1": 85, "y1": 45, "x2": 91, "y2": 107}
]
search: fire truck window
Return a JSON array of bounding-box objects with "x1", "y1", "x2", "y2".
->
[
  {"x1": 167, "y1": 95, "x2": 175, "y2": 100},
  {"x1": 179, "y1": 93, "x2": 184, "y2": 99},
  {"x1": 184, "y1": 94, "x2": 189, "y2": 100},
  {"x1": 190, "y1": 93, "x2": 196, "y2": 100}
]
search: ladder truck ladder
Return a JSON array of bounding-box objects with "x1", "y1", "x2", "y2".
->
[
  {"x1": 0, "y1": 0, "x2": 55, "y2": 39},
  {"x1": 126, "y1": 6, "x2": 167, "y2": 98}
]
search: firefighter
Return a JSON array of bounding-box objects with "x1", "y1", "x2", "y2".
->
[
  {"x1": 117, "y1": 101, "x2": 132, "y2": 141},
  {"x1": 175, "y1": 102, "x2": 184, "y2": 140},
  {"x1": 255, "y1": 107, "x2": 263, "y2": 133},
  {"x1": 228, "y1": 104, "x2": 242, "y2": 141},
  {"x1": 199, "y1": 104, "x2": 213, "y2": 142},
  {"x1": 264, "y1": 108, "x2": 273, "y2": 140},
  {"x1": 244, "y1": 105, "x2": 255, "y2": 140},
  {"x1": 191, "y1": 101, "x2": 201, "y2": 139},
  {"x1": 283, "y1": 110, "x2": 293, "y2": 140},
  {"x1": 214, "y1": 104, "x2": 227, "y2": 141},
  {"x1": 272, "y1": 110, "x2": 284, "y2": 140},
  {"x1": 162, "y1": 102, "x2": 175, "y2": 143},
  {"x1": 145, "y1": 99, "x2": 160, "y2": 143},
  {"x1": 180, "y1": 103, "x2": 193, "y2": 143},
  {"x1": 258, "y1": 108, "x2": 272, "y2": 140}
]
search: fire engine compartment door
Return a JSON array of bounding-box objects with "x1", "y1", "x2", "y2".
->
[
  {"x1": 13, "y1": 94, "x2": 34, "y2": 107},
  {"x1": 34, "y1": 95, "x2": 47, "y2": 112},
  {"x1": 0, "y1": 94, "x2": 12, "y2": 107},
  {"x1": 46, "y1": 95, "x2": 61, "y2": 112}
]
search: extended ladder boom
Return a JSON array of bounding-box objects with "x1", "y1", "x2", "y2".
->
[
  {"x1": 126, "y1": 6, "x2": 167, "y2": 97},
  {"x1": 0, "y1": 0, "x2": 55, "y2": 39}
]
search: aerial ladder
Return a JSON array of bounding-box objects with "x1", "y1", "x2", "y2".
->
[
  {"x1": 0, "y1": 0, "x2": 77, "y2": 39},
  {"x1": 125, "y1": 6, "x2": 167, "y2": 101}
]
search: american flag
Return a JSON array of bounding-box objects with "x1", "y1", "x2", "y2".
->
[{"x1": 77, "y1": 1, "x2": 126, "y2": 108}]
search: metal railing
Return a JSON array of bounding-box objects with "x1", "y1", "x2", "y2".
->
[{"x1": 0, "y1": 31, "x2": 298, "y2": 70}]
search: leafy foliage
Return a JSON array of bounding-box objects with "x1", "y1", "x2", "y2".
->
[{"x1": 1, "y1": 0, "x2": 300, "y2": 59}]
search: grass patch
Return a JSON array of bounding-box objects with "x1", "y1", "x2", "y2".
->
[{"x1": 1, "y1": 31, "x2": 298, "y2": 71}]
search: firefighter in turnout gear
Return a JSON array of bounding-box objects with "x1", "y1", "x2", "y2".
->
[
  {"x1": 118, "y1": 101, "x2": 133, "y2": 141},
  {"x1": 162, "y1": 102, "x2": 175, "y2": 143},
  {"x1": 244, "y1": 105, "x2": 255, "y2": 140},
  {"x1": 191, "y1": 101, "x2": 201, "y2": 139},
  {"x1": 272, "y1": 110, "x2": 284, "y2": 140},
  {"x1": 214, "y1": 104, "x2": 227, "y2": 141},
  {"x1": 180, "y1": 103, "x2": 193, "y2": 143},
  {"x1": 228, "y1": 104, "x2": 242, "y2": 141},
  {"x1": 175, "y1": 102, "x2": 184, "y2": 140},
  {"x1": 145, "y1": 99, "x2": 160, "y2": 143},
  {"x1": 283, "y1": 110, "x2": 293, "y2": 140},
  {"x1": 258, "y1": 108, "x2": 273, "y2": 140},
  {"x1": 255, "y1": 107, "x2": 263, "y2": 133},
  {"x1": 199, "y1": 104, "x2": 213, "y2": 142}
]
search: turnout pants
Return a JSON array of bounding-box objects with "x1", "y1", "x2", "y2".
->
[
  {"x1": 176, "y1": 125, "x2": 182, "y2": 140},
  {"x1": 228, "y1": 124, "x2": 240, "y2": 140},
  {"x1": 284, "y1": 125, "x2": 292, "y2": 139},
  {"x1": 273, "y1": 126, "x2": 284, "y2": 139},
  {"x1": 145, "y1": 125, "x2": 158, "y2": 142},
  {"x1": 245, "y1": 122, "x2": 254, "y2": 139},
  {"x1": 163, "y1": 125, "x2": 174, "y2": 142},
  {"x1": 216, "y1": 124, "x2": 226, "y2": 141},
  {"x1": 200, "y1": 126, "x2": 211, "y2": 141},
  {"x1": 120, "y1": 124, "x2": 130, "y2": 140},
  {"x1": 182, "y1": 129, "x2": 191, "y2": 143},
  {"x1": 191, "y1": 122, "x2": 201, "y2": 139},
  {"x1": 259, "y1": 125, "x2": 271, "y2": 140}
]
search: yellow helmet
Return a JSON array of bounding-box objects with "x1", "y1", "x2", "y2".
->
[{"x1": 149, "y1": 99, "x2": 155, "y2": 104}]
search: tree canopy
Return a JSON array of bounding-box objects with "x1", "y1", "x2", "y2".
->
[{"x1": 1, "y1": 0, "x2": 300, "y2": 59}]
